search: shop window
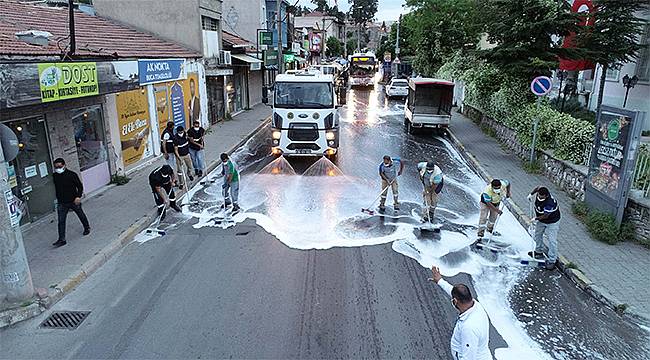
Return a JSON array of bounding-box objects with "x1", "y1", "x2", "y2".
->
[{"x1": 71, "y1": 105, "x2": 107, "y2": 171}]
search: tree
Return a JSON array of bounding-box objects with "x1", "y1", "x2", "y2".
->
[
  {"x1": 376, "y1": 19, "x2": 415, "y2": 60},
  {"x1": 574, "y1": 0, "x2": 648, "y2": 121},
  {"x1": 348, "y1": 0, "x2": 378, "y2": 25},
  {"x1": 326, "y1": 36, "x2": 344, "y2": 57},
  {"x1": 311, "y1": 0, "x2": 329, "y2": 12},
  {"x1": 401, "y1": 0, "x2": 483, "y2": 75},
  {"x1": 480, "y1": 0, "x2": 578, "y2": 80}
]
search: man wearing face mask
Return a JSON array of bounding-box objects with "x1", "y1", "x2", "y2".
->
[
  {"x1": 527, "y1": 186, "x2": 561, "y2": 270},
  {"x1": 174, "y1": 126, "x2": 194, "y2": 189},
  {"x1": 160, "y1": 121, "x2": 176, "y2": 170},
  {"x1": 219, "y1": 153, "x2": 240, "y2": 212},
  {"x1": 187, "y1": 120, "x2": 206, "y2": 177},
  {"x1": 417, "y1": 160, "x2": 444, "y2": 222},
  {"x1": 149, "y1": 165, "x2": 182, "y2": 220},
  {"x1": 52, "y1": 158, "x2": 90, "y2": 248},
  {"x1": 429, "y1": 266, "x2": 492, "y2": 360},
  {"x1": 378, "y1": 155, "x2": 404, "y2": 211},
  {"x1": 477, "y1": 179, "x2": 511, "y2": 241}
]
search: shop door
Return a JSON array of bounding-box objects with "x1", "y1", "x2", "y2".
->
[
  {"x1": 207, "y1": 77, "x2": 225, "y2": 124},
  {"x1": 5, "y1": 117, "x2": 56, "y2": 224},
  {"x1": 71, "y1": 105, "x2": 110, "y2": 194}
]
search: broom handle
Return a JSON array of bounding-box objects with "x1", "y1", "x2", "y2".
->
[{"x1": 367, "y1": 178, "x2": 396, "y2": 209}]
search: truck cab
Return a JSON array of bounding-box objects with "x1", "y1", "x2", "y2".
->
[{"x1": 265, "y1": 73, "x2": 340, "y2": 160}]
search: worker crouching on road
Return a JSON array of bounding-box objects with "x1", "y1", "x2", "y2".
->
[
  {"x1": 429, "y1": 266, "x2": 492, "y2": 360},
  {"x1": 378, "y1": 155, "x2": 404, "y2": 211},
  {"x1": 477, "y1": 179, "x2": 511, "y2": 241},
  {"x1": 417, "y1": 161, "x2": 444, "y2": 222},
  {"x1": 149, "y1": 165, "x2": 182, "y2": 221}
]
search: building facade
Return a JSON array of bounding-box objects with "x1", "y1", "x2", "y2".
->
[{"x1": 0, "y1": 1, "x2": 202, "y2": 225}]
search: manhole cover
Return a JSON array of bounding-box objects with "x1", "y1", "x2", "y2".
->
[{"x1": 40, "y1": 311, "x2": 90, "y2": 330}]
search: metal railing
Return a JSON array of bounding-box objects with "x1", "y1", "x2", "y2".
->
[{"x1": 632, "y1": 144, "x2": 650, "y2": 198}]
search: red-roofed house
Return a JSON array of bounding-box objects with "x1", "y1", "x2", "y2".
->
[{"x1": 0, "y1": 0, "x2": 211, "y2": 224}]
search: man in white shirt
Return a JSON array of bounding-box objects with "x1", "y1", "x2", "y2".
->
[{"x1": 429, "y1": 266, "x2": 492, "y2": 360}]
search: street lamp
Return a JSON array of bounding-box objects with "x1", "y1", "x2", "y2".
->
[{"x1": 622, "y1": 74, "x2": 638, "y2": 108}]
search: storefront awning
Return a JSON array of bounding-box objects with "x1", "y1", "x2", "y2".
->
[
  {"x1": 231, "y1": 54, "x2": 263, "y2": 64},
  {"x1": 295, "y1": 56, "x2": 307, "y2": 63}
]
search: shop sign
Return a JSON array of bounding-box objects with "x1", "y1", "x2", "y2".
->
[
  {"x1": 259, "y1": 31, "x2": 273, "y2": 46},
  {"x1": 264, "y1": 50, "x2": 278, "y2": 66},
  {"x1": 284, "y1": 54, "x2": 295, "y2": 63},
  {"x1": 292, "y1": 42, "x2": 301, "y2": 54},
  {"x1": 38, "y1": 62, "x2": 99, "y2": 103},
  {"x1": 250, "y1": 62, "x2": 262, "y2": 71},
  {"x1": 137, "y1": 59, "x2": 187, "y2": 85},
  {"x1": 309, "y1": 32, "x2": 322, "y2": 53},
  {"x1": 6, "y1": 164, "x2": 17, "y2": 188},
  {"x1": 206, "y1": 68, "x2": 234, "y2": 76},
  {"x1": 585, "y1": 106, "x2": 642, "y2": 224},
  {"x1": 116, "y1": 89, "x2": 152, "y2": 167},
  {"x1": 4, "y1": 189, "x2": 19, "y2": 227}
]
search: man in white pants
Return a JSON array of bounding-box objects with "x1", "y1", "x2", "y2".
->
[{"x1": 429, "y1": 266, "x2": 492, "y2": 360}]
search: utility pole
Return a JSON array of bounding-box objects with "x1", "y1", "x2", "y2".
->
[
  {"x1": 276, "y1": 0, "x2": 284, "y2": 74},
  {"x1": 0, "y1": 138, "x2": 34, "y2": 308},
  {"x1": 343, "y1": 16, "x2": 347, "y2": 58},
  {"x1": 322, "y1": 17, "x2": 326, "y2": 63},
  {"x1": 395, "y1": 14, "x2": 401, "y2": 58},
  {"x1": 67, "y1": 0, "x2": 76, "y2": 57}
]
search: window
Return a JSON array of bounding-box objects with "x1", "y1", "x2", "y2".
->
[
  {"x1": 202, "y1": 16, "x2": 219, "y2": 31},
  {"x1": 605, "y1": 66, "x2": 620, "y2": 81},
  {"x1": 635, "y1": 25, "x2": 650, "y2": 81},
  {"x1": 71, "y1": 106, "x2": 107, "y2": 171},
  {"x1": 274, "y1": 82, "x2": 333, "y2": 109}
]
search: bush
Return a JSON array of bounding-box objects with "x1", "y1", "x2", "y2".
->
[
  {"x1": 461, "y1": 61, "x2": 503, "y2": 112},
  {"x1": 487, "y1": 80, "x2": 533, "y2": 124},
  {"x1": 110, "y1": 174, "x2": 130, "y2": 186},
  {"x1": 586, "y1": 211, "x2": 622, "y2": 245},
  {"x1": 549, "y1": 97, "x2": 596, "y2": 125},
  {"x1": 509, "y1": 104, "x2": 595, "y2": 163},
  {"x1": 571, "y1": 201, "x2": 590, "y2": 220}
]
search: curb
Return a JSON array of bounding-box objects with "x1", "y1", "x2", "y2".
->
[
  {"x1": 0, "y1": 116, "x2": 271, "y2": 329},
  {"x1": 446, "y1": 128, "x2": 649, "y2": 325}
]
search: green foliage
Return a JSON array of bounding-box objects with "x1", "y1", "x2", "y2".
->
[
  {"x1": 480, "y1": 0, "x2": 578, "y2": 79},
  {"x1": 572, "y1": 201, "x2": 590, "y2": 220},
  {"x1": 349, "y1": 0, "x2": 378, "y2": 25},
  {"x1": 549, "y1": 97, "x2": 597, "y2": 124},
  {"x1": 565, "y1": 262, "x2": 579, "y2": 270},
  {"x1": 615, "y1": 303, "x2": 629, "y2": 314},
  {"x1": 110, "y1": 174, "x2": 130, "y2": 186},
  {"x1": 508, "y1": 103, "x2": 595, "y2": 163},
  {"x1": 325, "y1": 36, "x2": 343, "y2": 57},
  {"x1": 487, "y1": 79, "x2": 533, "y2": 123},
  {"x1": 376, "y1": 18, "x2": 416, "y2": 59},
  {"x1": 461, "y1": 61, "x2": 503, "y2": 112},
  {"x1": 586, "y1": 211, "x2": 622, "y2": 244},
  {"x1": 402, "y1": 0, "x2": 482, "y2": 76}
]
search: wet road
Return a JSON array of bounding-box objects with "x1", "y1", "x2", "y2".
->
[{"x1": 2, "y1": 86, "x2": 649, "y2": 360}]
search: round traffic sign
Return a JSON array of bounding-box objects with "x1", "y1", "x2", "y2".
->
[{"x1": 530, "y1": 76, "x2": 553, "y2": 96}]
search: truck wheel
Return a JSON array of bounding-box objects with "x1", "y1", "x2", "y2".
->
[{"x1": 406, "y1": 119, "x2": 416, "y2": 135}]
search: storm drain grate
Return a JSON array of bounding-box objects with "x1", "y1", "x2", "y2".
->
[{"x1": 40, "y1": 311, "x2": 90, "y2": 330}]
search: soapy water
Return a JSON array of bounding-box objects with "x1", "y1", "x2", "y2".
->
[{"x1": 131, "y1": 100, "x2": 648, "y2": 359}]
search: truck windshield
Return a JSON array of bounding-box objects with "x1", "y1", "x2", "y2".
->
[{"x1": 274, "y1": 82, "x2": 333, "y2": 109}]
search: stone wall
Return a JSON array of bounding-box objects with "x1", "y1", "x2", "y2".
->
[
  {"x1": 625, "y1": 198, "x2": 650, "y2": 243},
  {"x1": 539, "y1": 151, "x2": 588, "y2": 201}
]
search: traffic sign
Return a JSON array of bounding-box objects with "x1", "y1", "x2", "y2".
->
[{"x1": 530, "y1": 76, "x2": 552, "y2": 96}]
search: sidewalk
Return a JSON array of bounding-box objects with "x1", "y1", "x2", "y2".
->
[
  {"x1": 14, "y1": 105, "x2": 270, "y2": 315},
  {"x1": 449, "y1": 110, "x2": 650, "y2": 321}
]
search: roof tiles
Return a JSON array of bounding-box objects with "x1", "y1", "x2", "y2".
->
[{"x1": 0, "y1": 0, "x2": 200, "y2": 59}]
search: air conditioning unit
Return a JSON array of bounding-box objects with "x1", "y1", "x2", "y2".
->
[{"x1": 220, "y1": 50, "x2": 232, "y2": 66}]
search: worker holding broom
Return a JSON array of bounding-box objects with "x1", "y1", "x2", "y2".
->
[
  {"x1": 417, "y1": 161, "x2": 444, "y2": 222},
  {"x1": 378, "y1": 155, "x2": 404, "y2": 211},
  {"x1": 149, "y1": 165, "x2": 182, "y2": 221},
  {"x1": 477, "y1": 179, "x2": 511, "y2": 242}
]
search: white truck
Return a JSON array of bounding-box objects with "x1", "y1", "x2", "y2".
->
[{"x1": 263, "y1": 72, "x2": 341, "y2": 161}]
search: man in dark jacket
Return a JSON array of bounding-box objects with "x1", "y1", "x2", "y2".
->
[
  {"x1": 528, "y1": 186, "x2": 561, "y2": 270},
  {"x1": 52, "y1": 158, "x2": 90, "y2": 248},
  {"x1": 149, "y1": 165, "x2": 182, "y2": 220}
]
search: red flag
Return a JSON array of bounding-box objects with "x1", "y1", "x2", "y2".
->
[{"x1": 559, "y1": 0, "x2": 595, "y2": 71}]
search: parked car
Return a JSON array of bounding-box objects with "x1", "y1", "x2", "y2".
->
[{"x1": 385, "y1": 78, "x2": 409, "y2": 98}]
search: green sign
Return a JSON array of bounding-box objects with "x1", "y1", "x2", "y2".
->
[
  {"x1": 259, "y1": 31, "x2": 273, "y2": 46},
  {"x1": 38, "y1": 62, "x2": 99, "y2": 103},
  {"x1": 264, "y1": 50, "x2": 278, "y2": 66},
  {"x1": 284, "y1": 54, "x2": 295, "y2": 63},
  {"x1": 607, "y1": 119, "x2": 621, "y2": 141}
]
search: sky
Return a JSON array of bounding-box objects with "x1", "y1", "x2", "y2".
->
[{"x1": 298, "y1": 0, "x2": 407, "y2": 22}]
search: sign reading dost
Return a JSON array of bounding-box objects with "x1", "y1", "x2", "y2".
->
[
  {"x1": 138, "y1": 59, "x2": 186, "y2": 85},
  {"x1": 38, "y1": 62, "x2": 99, "y2": 102}
]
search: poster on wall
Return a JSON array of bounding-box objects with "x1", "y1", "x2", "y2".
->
[
  {"x1": 116, "y1": 88, "x2": 152, "y2": 167},
  {"x1": 155, "y1": 73, "x2": 201, "y2": 133}
]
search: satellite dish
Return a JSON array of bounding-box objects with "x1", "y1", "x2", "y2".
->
[{"x1": 0, "y1": 124, "x2": 19, "y2": 162}]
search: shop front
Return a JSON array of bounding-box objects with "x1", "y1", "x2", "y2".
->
[{"x1": 204, "y1": 67, "x2": 232, "y2": 125}]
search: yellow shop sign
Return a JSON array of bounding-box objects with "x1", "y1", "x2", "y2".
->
[{"x1": 38, "y1": 62, "x2": 99, "y2": 102}]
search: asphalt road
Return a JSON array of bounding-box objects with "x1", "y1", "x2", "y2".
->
[{"x1": 1, "y1": 85, "x2": 648, "y2": 360}]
